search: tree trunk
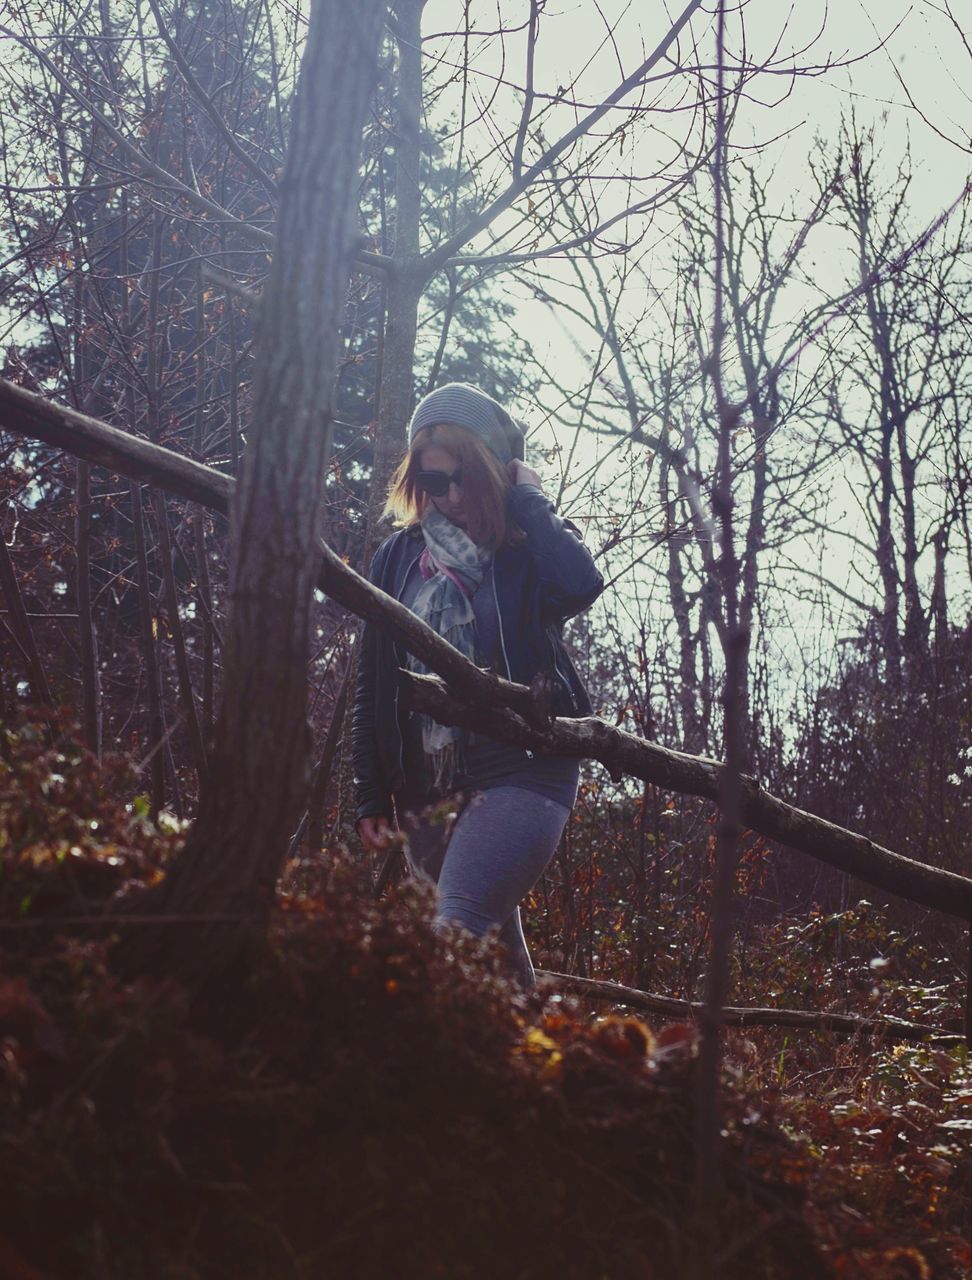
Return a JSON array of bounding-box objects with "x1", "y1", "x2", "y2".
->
[
  {"x1": 151, "y1": 491, "x2": 208, "y2": 785},
  {"x1": 0, "y1": 532, "x2": 54, "y2": 709},
  {"x1": 337, "y1": 0, "x2": 425, "y2": 834},
  {"x1": 120, "y1": 0, "x2": 386, "y2": 980},
  {"x1": 75, "y1": 460, "x2": 102, "y2": 755},
  {"x1": 192, "y1": 264, "x2": 216, "y2": 741},
  {"x1": 367, "y1": 0, "x2": 426, "y2": 526},
  {"x1": 130, "y1": 482, "x2": 166, "y2": 817},
  {"x1": 356, "y1": 0, "x2": 426, "y2": 560},
  {"x1": 849, "y1": 167, "x2": 904, "y2": 675},
  {"x1": 304, "y1": 660, "x2": 352, "y2": 855}
]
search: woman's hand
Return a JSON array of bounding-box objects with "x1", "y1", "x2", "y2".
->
[
  {"x1": 507, "y1": 458, "x2": 544, "y2": 489},
  {"x1": 356, "y1": 814, "x2": 392, "y2": 851}
]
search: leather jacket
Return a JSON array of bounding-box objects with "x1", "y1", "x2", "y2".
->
[{"x1": 351, "y1": 484, "x2": 604, "y2": 823}]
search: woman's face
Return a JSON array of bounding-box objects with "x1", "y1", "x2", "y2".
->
[{"x1": 418, "y1": 444, "x2": 467, "y2": 530}]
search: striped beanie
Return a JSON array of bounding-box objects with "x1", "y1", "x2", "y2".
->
[{"x1": 407, "y1": 382, "x2": 525, "y2": 464}]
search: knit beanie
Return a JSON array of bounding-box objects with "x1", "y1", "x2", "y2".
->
[{"x1": 407, "y1": 382, "x2": 525, "y2": 464}]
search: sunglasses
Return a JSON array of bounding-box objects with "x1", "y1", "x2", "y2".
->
[{"x1": 416, "y1": 467, "x2": 463, "y2": 497}]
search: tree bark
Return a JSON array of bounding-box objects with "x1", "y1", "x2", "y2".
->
[
  {"x1": 304, "y1": 660, "x2": 352, "y2": 855},
  {"x1": 130, "y1": 482, "x2": 166, "y2": 817},
  {"x1": 150, "y1": 492, "x2": 209, "y2": 785},
  {"x1": 110, "y1": 0, "x2": 386, "y2": 979},
  {"x1": 364, "y1": 0, "x2": 426, "y2": 539},
  {"x1": 75, "y1": 460, "x2": 102, "y2": 755}
]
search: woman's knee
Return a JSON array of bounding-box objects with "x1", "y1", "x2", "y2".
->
[
  {"x1": 435, "y1": 892, "x2": 497, "y2": 938},
  {"x1": 404, "y1": 821, "x2": 449, "y2": 883}
]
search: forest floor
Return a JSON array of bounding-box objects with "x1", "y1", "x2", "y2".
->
[{"x1": 1, "y1": 718, "x2": 971, "y2": 1279}]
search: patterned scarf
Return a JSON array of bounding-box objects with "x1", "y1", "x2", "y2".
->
[{"x1": 406, "y1": 506, "x2": 492, "y2": 793}]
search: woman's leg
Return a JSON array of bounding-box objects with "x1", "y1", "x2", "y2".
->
[
  {"x1": 403, "y1": 815, "x2": 450, "y2": 884},
  {"x1": 434, "y1": 787, "x2": 570, "y2": 988},
  {"x1": 495, "y1": 908, "x2": 534, "y2": 987}
]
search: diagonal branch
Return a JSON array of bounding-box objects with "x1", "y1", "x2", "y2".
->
[
  {"x1": 422, "y1": 0, "x2": 705, "y2": 273},
  {"x1": 3, "y1": 375, "x2": 972, "y2": 926},
  {"x1": 0, "y1": 379, "x2": 538, "y2": 719},
  {"x1": 400, "y1": 670, "x2": 972, "y2": 922}
]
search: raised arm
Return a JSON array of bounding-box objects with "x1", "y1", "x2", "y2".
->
[{"x1": 507, "y1": 462, "x2": 604, "y2": 622}]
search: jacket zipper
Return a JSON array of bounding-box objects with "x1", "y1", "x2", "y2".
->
[
  {"x1": 492, "y1": 566, "x2": 511, "y2": 681},
  {"x1": 547, "y1": 630, "x2": 576, "y2": 711},
  {"x1": 493, "y1": 566, "x2": 534, "y2": 759},
  {"x1": 393, "y1": 546, "x2": 424, "y2": 784}
]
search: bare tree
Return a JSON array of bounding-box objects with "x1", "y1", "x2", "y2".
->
[
  {"x1": 817, "y1": 121, "x2": 972, "y2": 676},
  {"x1": 115, "y1": 0, "x2": 386, "y2": 978}
]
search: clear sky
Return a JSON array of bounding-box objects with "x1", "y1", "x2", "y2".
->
[
  {"x1": 418, "y1": 0, "x2": 971, "y2": 456},
  {"x1": 422, "y1": 0, "x2": 971, "y2": 223},
  {"x1": 416, "y1": 1, "x2": 972, "y2": 716}
]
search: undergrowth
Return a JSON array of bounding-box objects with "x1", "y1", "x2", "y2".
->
[{"x1": 1, "y1": 717, "x2": 970, "y2": 1278}]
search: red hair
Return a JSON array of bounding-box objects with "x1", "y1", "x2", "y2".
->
[{"x1": 383, "y1": 423, "x2": 523, "y2": 548}]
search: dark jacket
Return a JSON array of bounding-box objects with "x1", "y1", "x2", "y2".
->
[{"x1": 351, "y1": 484, "x2": 603, "y2": 823}]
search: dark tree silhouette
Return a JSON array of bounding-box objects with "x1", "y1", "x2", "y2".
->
[{"x1": 119, "y1": 0, "x2": 387, "y2": 979}]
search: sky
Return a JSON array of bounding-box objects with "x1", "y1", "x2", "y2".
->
[
  {"x1": 422, "y1": 1, "x2": 971, "y2": 221},
  {"x1": 4, "y1": 0, "x2": 969, "y2": 721},
  {"x1": 413, "y1": 1, "x2": 972, "y2": 716},
  {"x1": 417, "y1": 0, "x2": 971, "y2": 383}
]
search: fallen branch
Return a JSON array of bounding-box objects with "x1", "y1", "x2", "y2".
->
[
  {"x1": 401, "y1": 671, "x2": 972, "y2": 921},
  {"x1": 3, "y1": 375, "x2": 972, "y2": 926},
  {"x1": 538, "y1": 970, "x2": 962, "y2": 1045},
  {"x1": 0, "y1": 379, "x2": 540, "y2": 722}
]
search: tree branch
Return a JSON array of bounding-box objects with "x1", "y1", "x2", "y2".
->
[
  {"x1": 0, "y1": 22, "x2": 390, "y2": 277},
  {"x1": 538, "y1": 971, "x2": 960, "y2": 1044},
  {"x1": 0, "y1": 378, "x2": 542, "y2": 720},
  {"x1": 143, "y1": 0, "x2": 280, "y2": 200},
  {"x1": 400, "y1": 670, "x2": 972, "y2": 922},
  {"x1": 3, "y1": 375, "x2": 972, "y2": 925},
  {"x1": 422, "y1": 0, "x2": 705, "y2": 273}
]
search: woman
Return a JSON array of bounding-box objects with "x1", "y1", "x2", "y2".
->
[{"x1": 352, "y1": 382, "x2": 603, "y2": 987}]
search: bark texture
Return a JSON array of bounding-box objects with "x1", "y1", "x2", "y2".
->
[
  {"x1": 365, "y1": 0, "x2": 426, "y2": 533},
  {"x1": 111, "y1": 0, "x2": 384, "y2": 975}
]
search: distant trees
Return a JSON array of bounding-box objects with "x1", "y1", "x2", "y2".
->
[
  {"x1": 352, "y1": 0, "x2": 713, "y2": 572},
  {"x1": 814, "y1": 124, "x2": 972, "y2": 679},
  {"x1": 0, "y1": 0, "x2": 555, "y2": 826},
  {"x1": 517, "y1": 112, "x2": 972, "y2": 974},
  {"x1": 1, "y1": 0, "x2": 285, "y2": 806}
]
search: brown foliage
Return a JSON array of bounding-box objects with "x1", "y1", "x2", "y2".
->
[{"x1": 0, "y1": 720, "x2": 969, "y2": 1279}]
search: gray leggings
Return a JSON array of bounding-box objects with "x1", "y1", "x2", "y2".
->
[{"x1": 403, "y1": 786, "x2": 571, "y2": 988}]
